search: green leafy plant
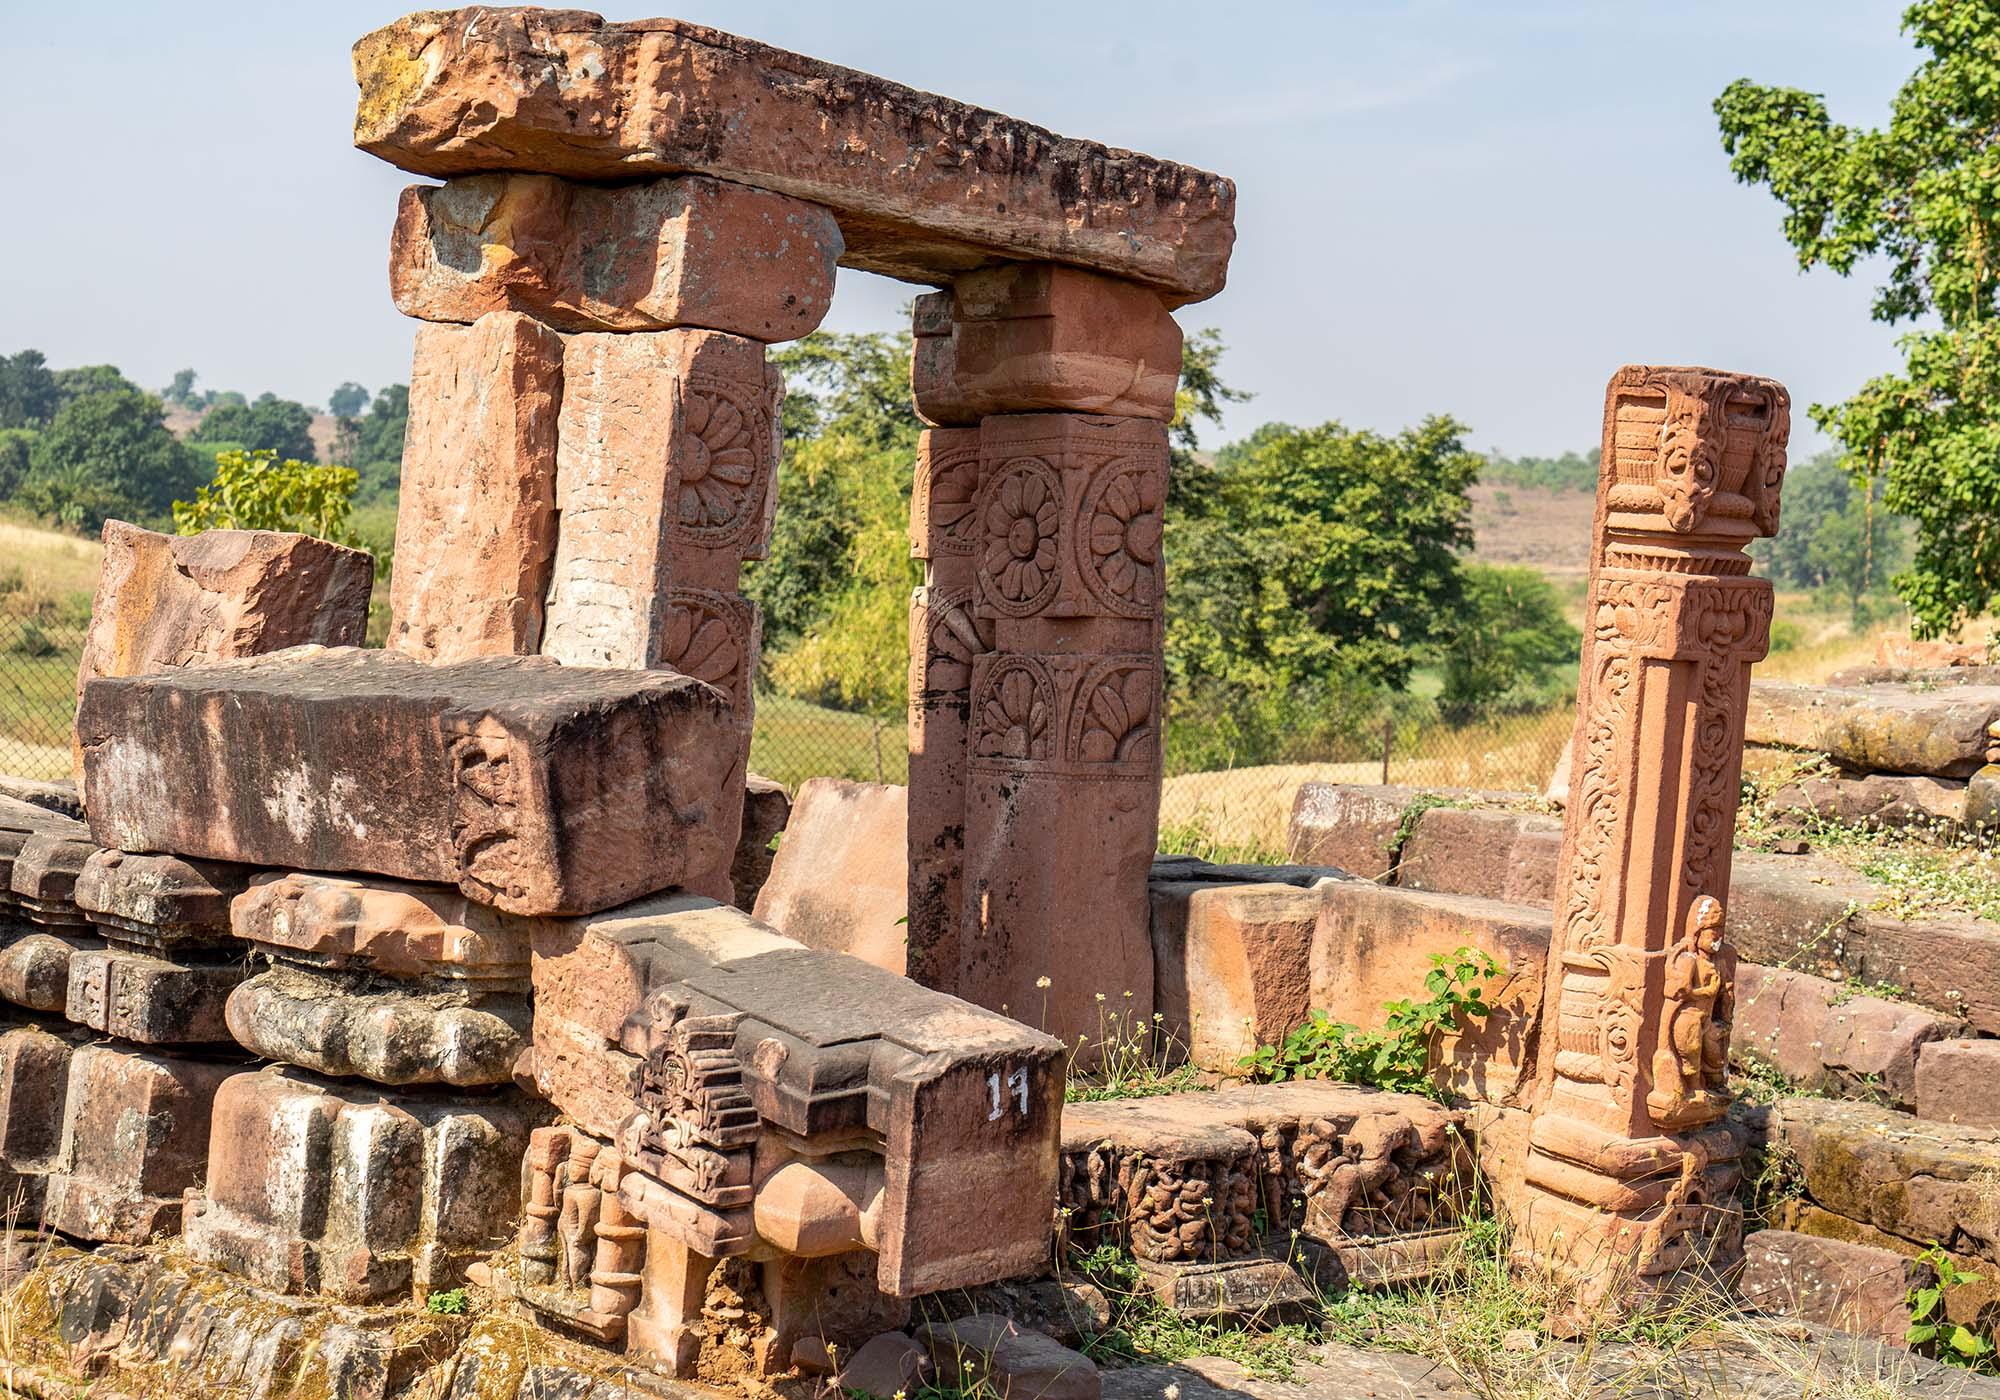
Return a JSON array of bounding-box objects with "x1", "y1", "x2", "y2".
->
[
  {"x1": 1907, "y1": 1245, "x2": 1995, "y2": 1369},
  {"x1": 172, "y1": 447, "x2": 360, "y2": 545},
  {"x1": 1240, "y1": 947, "x2": 1503, "y2": 1098},
  {"x1": 424, "y1": 1287, "x2": 469, "y2": 1316}
]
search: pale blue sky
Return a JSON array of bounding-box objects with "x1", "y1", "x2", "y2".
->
[{"x1": 1, "y1": 1, "x2": 1914, "y2": 455}]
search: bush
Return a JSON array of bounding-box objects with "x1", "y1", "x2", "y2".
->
[
  {"x1": 7, "y1": 617, "x2": 57, "y2": 658},
  {"x1": 1767, "y1": 617, "x2": 1805, "y2": 653},
  {"x1": 172, "y1": 448, "x2": 360, "y2": 545},
  {"x1": 1437, "y1": 564, "x2": 1580, "y2": 722}
]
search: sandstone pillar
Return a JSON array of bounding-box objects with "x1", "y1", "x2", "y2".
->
[
  {"x1": 908, "y1": 266, "x2": 1181, "y2": 1051},
  {"x1": 1518, "y1": 364, "x2": 1790, "y2": 1307}
]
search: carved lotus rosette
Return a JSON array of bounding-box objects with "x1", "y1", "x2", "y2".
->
[
  {"x1": 915, "y1": 436, "x2": 982, "y2": 559},
  {"x1": 656, "y1": 589, "x2": 754, "y2": 716},
  {"x1": 1076, "y1": 457, "x2": 1165, "y2": 617},
  {"x1": 917, "y1": 587, "x2": 994, "y2": 699},
  {"x1": 671, "y1": 374, "x2": 773, "y2": 549},
  {"x1": 976, "y1": 456, "x2": 1064, "y2": 616},
  {"x1": 971, "y1": 656, "x2": 1055, "y2": 763},
  {"x1": 1067, "y1": 659, "x2": 1158, "y2": 765}
]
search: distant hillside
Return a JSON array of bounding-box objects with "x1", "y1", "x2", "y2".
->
[{"x1": 1468, "y1": 481, "x2": 1595, "y2": 579}]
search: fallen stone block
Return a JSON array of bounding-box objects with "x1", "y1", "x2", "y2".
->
[
  {"x1": 1773, "y1": 1200, "x2": 2000, "y2": 1333},
  {"x1": 0, "y1": 776, "x2": 80, "y2": 820},
  {"x1": 1915, "y1": 1038, "x2": 2000, "y2": 1129},
  {"x1": 65, "y1": 946, "x2": 242, "y2": 1045},
  {"x1": 1311, "y1": 883, "x2": 1548, "y2": 1106},
  {"x1": 1396, "y1": 806, "x2": 1562, "y2": 908},
  {"x1": 73, "y1": 849, "x2": 253, "y2": 950},
  {"x1": 226, "y1": 964, "x2": 529, "y2": 1087},
  {"x1": 1766, "y1": 1095, "x2": 2000, "y2": 1264},
  {"x1": 231, "y1": 870, "x2": 533, "y2": 987},
  {"x1": 837, "y1": 1331, "x2": 935, "y2": 1400},
  {"x1": 1284, "y1": 783, "x2": 1420, "y2": 880},
  {"x1": 80, "y1": 647, "x2": 741, "y2": 916},
  {"x1": 1740, "y1": 1229, "x2": 1928, "y2": 1345},
  {"x1": 731, "y1": 775, "x2": 790, "y2": 910},
  {"x1": 44, "y1": 1044, "x2": 240, "y2": 1243},
  {"x1": 186, "y1": 1066, "x2": 542, "y2": 1301},
  {"x1": 919, "y1": 1315, "x2": 1100, "y2": 1400},
  {"x1": 8, "y1": 829, "x2": 99, "y2": 933},
  {"x1": 750, "y1": 778, "x2": 907, "y2": 973},
  {"x1": 353, "y1": 9, "x2": 1235, "y2": 305},
  {"x1": 0, "y1": 931, "x2": 95, "y2": 1013},
  {"x1": 0, "y1": 1027, "x2": 75, "y2": 1219},
  {"x1": 1129, "y1": 1247, "x2": 1321, "y2": 1321},
  {"x1": 74, "y1": 522, "x2": 373, "y2": 768},
  {"x1": 913, "y1": 265, "x2": 1182, "y2": 424},
  {"x1": 392, "y1": 173, "x2": 842, "y2": 340},
  {"x1": 1765, "y1": 771, "x2": 1969, "y2": 832},
  {"x1": 1733, "y1": 962, "x2": 1965, "y2": 1108},
  {"x1": 1149, "y1": 877, "x2": 1321, "y2": 1072},
  {"x1": 1746, "y1": 679, "x2": 2000, "y2": 779},
  {"x1": 389, "y1": 310, "x2": 564, "y2": 663}
]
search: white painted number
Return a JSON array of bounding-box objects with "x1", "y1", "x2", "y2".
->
[{"x1": 987, "y1": 1066, "x2": 1033, "y2": 1122}]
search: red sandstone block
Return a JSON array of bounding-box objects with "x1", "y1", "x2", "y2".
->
[
  {"x1": 752, "y1": 779, "x2": 908, "y2": 975},
  {"x1": 1149, "y1": 880, "x2": 1322, "y2": 1072},
  {"x1": 1915, "y1": 1038, "x2": 2000, "y2": 1129}
]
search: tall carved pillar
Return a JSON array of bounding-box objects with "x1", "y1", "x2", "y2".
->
[
  {"x1": 908, "y1": 265, "x2": 1183, "y2": 1050},
  {"x1": 1519, "y1": 364, "x2": 1790, "y2": 1306}
]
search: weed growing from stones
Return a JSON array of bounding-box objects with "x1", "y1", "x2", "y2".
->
[
  {"x1": 1905, "y1": 1244, "x2": 1997, "y2": 1371},
  {"x1": 1064, "y1": 992, "x2": 1209, "y2": 1103}
]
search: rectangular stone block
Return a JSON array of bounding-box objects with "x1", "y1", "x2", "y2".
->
[
  {"x1": 79, "y1": 647, "x2": 740, "y2": 916},
  {"x1": 1149, "y1": 879, "x2": 1323, "y2": 1073},
  {"x1": 0, "y1": 1026, "x2": 75, "y2": 1217},
  {"x1": 1915, "y1": 1038, "x2": 2000, "y2": 1129},
  {"x1": 74, "y1": 849, "x2": 254, "y2": 950},
  {"x1": 1764, "y1": 770, "x2": 1969, "y2": 831},
  {"x1": 44, "y1": 1044, "x2": 241, "y2": 1242},
  {"x1": 8, "y1": 828, "x2": 98, "y2": 933},
  {"x1": 185, "y1": 1066, "x2": 543, "y2": 1300},
  {"x1": 1746, "y1": 679, "x2": 2000, "y2": 778},
  {"x1": 231, "y1": 870, "x2": 534, "y2": 986},
  {"x1": 66, "y1": 946, "x2": 242, "y2": 1045},
  {"x1": 1396, "y1": 805, "x2": 1563, "y2": 908},
  {"x1": 914, "y1": 265, "x2": 1182, "y2": 424},
  {"x1": 1283, "y1": 783, "x2": 1426, "y2": 882},
  {"x1": 392, "y1": 173, "x2": 842, "y2": 340},
  {"x1": 389, "y1": 310, "x2": 563, "y2": 663},
  {"x1": 751, "y1": 778, "x2": 908, "y2": 975},
  {"x1": 540, "y1": 329, "x2": 777, "y2": 690},
  {"x1": 1311, "y1": 883, "x2": 1549, "y2": 1107},
  {"x1": 1740, "y1": 1229, "x2": 1927, "y2": 1345},
  {"x1": 353, "y1": 9, "x2": 1236, "y2": 305},
  {"x1": 1732, "y1": 962, "x2": 1963, "y2": 1108},
  {"x1": 76, "y1": 523, "x2": 373, "y2": 761}
]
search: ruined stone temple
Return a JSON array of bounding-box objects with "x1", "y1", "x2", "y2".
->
[{"x1": 0, "y1": 8, "x2": 1839, "y2": 1396}]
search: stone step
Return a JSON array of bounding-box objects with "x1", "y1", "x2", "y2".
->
[{"x1": 1746, "y1": 678, "x2": 2000, "y2": 778}]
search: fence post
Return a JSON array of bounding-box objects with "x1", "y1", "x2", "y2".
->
[{"x1": 1380, "y1": 714, "x2": 1394, "y2": 786}]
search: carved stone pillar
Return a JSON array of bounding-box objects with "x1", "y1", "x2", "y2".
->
[{"x1": 1519, "y1": 364, "x2": 1789, "y2": 1306}]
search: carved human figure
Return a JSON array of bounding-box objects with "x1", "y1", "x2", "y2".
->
[{"x1": 1647, "y1": 897, "x2": 1728, "y2": 1129}]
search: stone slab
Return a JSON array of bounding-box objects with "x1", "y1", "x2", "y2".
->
[
  {"x1": 918, "y1": 1314, "x2": 1100, "y2": 1400},
  {"x1": 751, "y1": 778, "x2": 908, "y2": 974},
  {"x1": 65, "y1": 946, "x2": 242, "y2": 1045},
  {"x1": 0, "y1": 1026, "x2": 75, "y2": 1219},
  {"x1": 393, "y1": 172, "x2": 840, "y2": 343},
  {"x1": 389, "y1": 310, "x2": 564, "y2": 663},
  {"x1": 1745, "y1": 680, "x2": 2000, "y2": 778},
  {"x1": 353, "y1": 8, "x2": 1236, "y2": 305},
  {"x1": 73, "y1": 849, "x2": 254, "y2": 950},
  {"x1": 231, "y1": 869, "x2": 535, "y2": 986},
  {"x1": 1733, "y1": 962, "x2": 1964, "y2": 1108},
  {"x1": 1765, "y1": 771, "x2": 1969, "y2": 832},
  {"x1": 1396, "y1": 806, "x2": 1563, "y2": 908},
  {"x1": 1283, "y1": 783, "x2": 1417, "y2": 881},
  {"x1": 79, "y1": 647, "x2": 740, "y2": 916},
  {"x1": 1915, "y1": 1038, "x2": 2000, "y2": 1129},
  {"x1": 1740, "y1": 1229, "x2": 1927, "y2": 1346},
  {"x1": 1149, "y1": 878, "x2": 1321, "y2": 1073}
]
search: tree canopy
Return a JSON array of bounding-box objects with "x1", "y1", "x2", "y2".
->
[
  {"x1": 20, "y1": 387, "x2": 200, "y2": 530},
  {"x1": 1717, "y1": 0, "x2": 1998, "y2": 634},
  {"x1": 196, "y1": 391, "x2": 317, "y2": 464}
]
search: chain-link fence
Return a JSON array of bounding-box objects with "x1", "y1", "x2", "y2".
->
[{"x1": 1, "y1": 602, "x2": 1572, "y2": 858}]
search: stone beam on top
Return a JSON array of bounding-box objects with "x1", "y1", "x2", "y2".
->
[{"x1": 352, "y1": 7, "x2": 1236, "y2": 306}]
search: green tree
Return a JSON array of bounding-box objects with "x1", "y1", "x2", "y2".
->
[
  {"x1": 329, "y1": 382, "x2": 370, "y2": 419},
  {"x1": 21, "y1": 388, "x2": 200, "y2": 530},
  {"x1": 1753, "y1": 450, "x2": 1907, "y2": 609},
  {"x1": 163, "y1": 369, "x2": 199, "y2": 408},
  {"x1": 1438, "y1": 564, "x2": 1580, "y2": 722},
  {"x1": 173, "y1": 448, "x2": 360, "y2": 544},
  {"x1": 53, "y1": 364, "x2": 138, "y2": 406},
  {"x1": 0, "y1": 350, "x2": 58, "y2": 428},
  {"x1": 1167, "y1": 326, "x2": 1254, "y2": 507},
  {"x1": 1716, "y1": 1, "x2": 1997, "y2": 635},
  {"x1": 198, "y1": 391, "x2": 317, "y2": 464},
  {"x1": 0, "y1": 427, "x2": 35, "y2": 498},
  {"x1": 351, "y1": 383, "x2": 409, "y2": 501}
]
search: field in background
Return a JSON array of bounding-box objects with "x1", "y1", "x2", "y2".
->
[{"x1": 0, "y1": 516, "x2": 100, "y2": 780}]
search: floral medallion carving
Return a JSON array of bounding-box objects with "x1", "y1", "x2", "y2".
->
[
  {"x1": 921, "y1": 588, "x2": 994, "y2": 697},
  {"x1": 672, "y1": 376, "x2": 771, "y2": 547},
  {"x1": 1068, "y1": 660, "x2": 1157, "y2": 765},
  {"x1": 1077, "y1": 458, "x2": 1166, "y2": 617},
  {"x1": 657, "y1": 590, "x2": 750, "y2": 712},
  {"x1": 976, "y1": 457, "x2": 1063, "y2": 617},
  {"x1": 917, "y1": 439, "x2": 982, "y2": 559},
  {"x1": 972, "y1": 657, "x2": 1055, "y2": 762}
]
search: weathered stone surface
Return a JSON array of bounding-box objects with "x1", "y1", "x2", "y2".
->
[
  {"x1": 1740, "y1": 1230, "x2": 1927, "y2": 1346},
  {"x1": 8, "y1": 828, "x2": 99, "y2": 929},
  {"x1": 1765, "y1": 770, "x2": 1969, "y2": 831},
  {"x1": 1284, "y1": 783, "x2": 1419, "y2": 880},
  {"x1": 1312, "y1": 883, "x2": 1548, "y2": 1106},
  {"x1": 1775, "y1": 1200, "x2": 2000, "y2": 1332},
  {"x1": 1733, "y1": 963, "x2": 1963, "y2": 1108},
  {"x1": 66, "y1": 946, "x2": 242, "y2": 1044},
  {"x1": 731, "y1": 775, "x2": 790, "y2": 911},
  {"x1": 353, "y1": 9, "x2": 1236, "y2": 305},
  {"x1": 913, "y1": 265, "x2": 1182, "y2": 424},
  {"x1": 1745, "y1": 679, "x2": 2000, "y2": 778},
  {"x1": 1130, "y1": 1249, "x2": 1320, "y2": 1321},
  {"x1": 751, "y1": 778, "x2": 908, "y2": 974},
  {"x1": 837, "y1": 1331, "x2": 935, "y2": 1399},
  {"x1": 1149, "y1": 878, "x2": 1321, "y2": 1072},
  {"x1": 1971, "y1": 763, "x2": 2000, "y2": 833},
  {"x1": 74, "y1": 523, "x2": 372, "y2": 781},
  {"x1": 0, "y1": 775, "x2": 80, "y2": 820},
  {"x1": 0, "y1": 931, "x2": 95, "y2": 1013},
  {"x1": 539, "y1": 329, "x2": 777, "y2": 695},
  {"x1": 919, "y1": 1315, "x2": 1101, "y2": 1400},
  {"x1": 232, "y1": 870, "x2": 534, "y2": 986},
  {"x1": 390, "y1": 310, "x2": 564, "y2": 663},
  {"x1": 80, "y1": 647, "x2": 740, "y2": 915},
  {"x1": 1397, "y1": 806, "x2": 1562, "y2": 907},
  {"x1": 1060, "y1": 1082, "x2": 1470, "y2": 1266},
  {"x1": 226, "y1": 964, "x2": 530, "y2": 1087},
  {"x1": 186, "y1": 1066, "x2": 542, "y2": 1300},
  {"x1": 44, "y1": 1044, "x2": 240, "y2": 1242},
  {"x1": 0, "y1": 1027, "x2": 74, "y2": 1217},
  {"x1": 1767, "y1": 1094, "x2": 2000, "y2": 1263},
  {"x1": 73, "y1": 849, "x2": 253, "y2": 950},
  {"x1": 392, "y1": 173, "x2": 842, "y2": 339},
  {"x1": 1915, "y1": 1038, "x2": 2000, "y2": 1129}
]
